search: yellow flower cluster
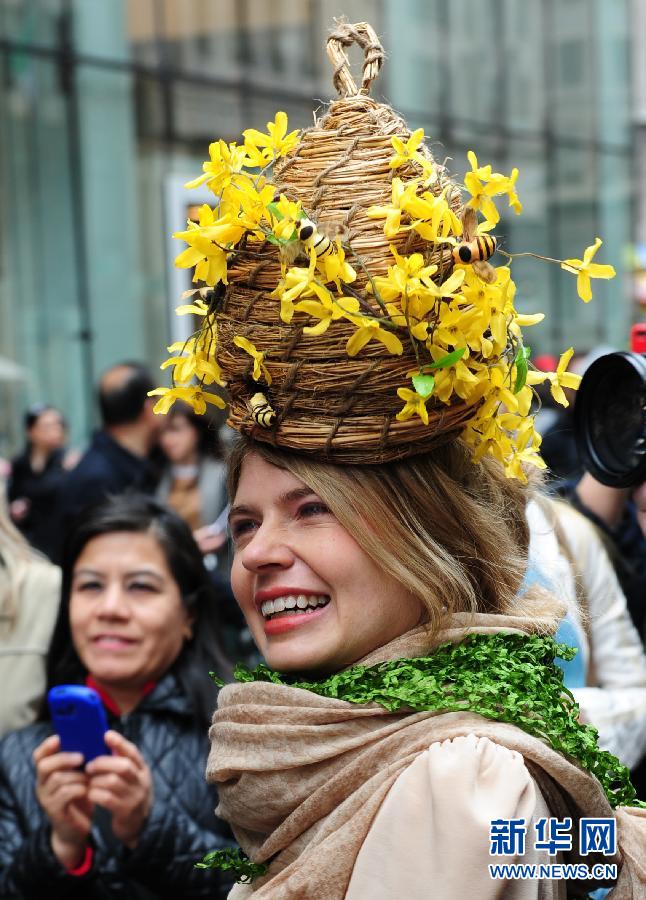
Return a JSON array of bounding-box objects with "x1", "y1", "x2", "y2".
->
[
  {"x1": 150, "y1": 294, "x2": 226, "y2": 415},
  {"x1": 158, "y1": 112, "x2": 617, "y2": 481}
]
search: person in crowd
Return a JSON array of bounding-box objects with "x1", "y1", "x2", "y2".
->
[
  {"x1": 59, "y1": 363, "x2": 162, "y2": 540},
  {"x1": 7, "y1": 404, "x2": 78, "y2": 560},
  {"x1": 156, "y1": 402, "x2": 227, "y2": 535},
  {"x1": 527, "y1": 495, "x2": 646, "y2": 770},
  {"x1": 563, "y1": 473, "x2": 646, "y2": 800},
  {"x1": 567, "y1": 472, "x2": 646, "y2": 641},
  {"x1": 0, "y1": 493, "x2": 234, "y2": 899},
  {"x1": 156, "y1": 404, "x2": 249, "y2": 658},
  {"x1": 0, "y1": 495, "x2": 60, "y2": 737}
]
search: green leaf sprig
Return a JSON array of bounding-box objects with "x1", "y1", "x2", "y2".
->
[{"x1": 196, "y1": 847, "x2": 268, "y2": 883}]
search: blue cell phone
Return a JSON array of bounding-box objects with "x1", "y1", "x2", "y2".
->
[{"x1": 48, "y1": 685, "x2": 110, "y2": 764}]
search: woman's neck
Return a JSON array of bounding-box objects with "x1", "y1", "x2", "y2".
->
[
  {"x1": 175, "y1": 449, "x2": 199, "y2": 468},
  {"x1": 87, "y1": 676, "x2": 155, "y2": 716},
  {"x1": 29, "y1": 447, "x2": 49, "y2": 472}
]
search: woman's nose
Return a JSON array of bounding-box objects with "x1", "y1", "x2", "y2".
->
[
  {"x1": 96, "y1": 585, "x2": 130, "y2": 618},
  {"x1": 239, "y1": 523, "x2": 295, "y2": 573}
]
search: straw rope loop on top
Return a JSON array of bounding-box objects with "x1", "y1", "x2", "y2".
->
[{"x1": 326, "y1": 21, "x2": 384, "y2": 97}]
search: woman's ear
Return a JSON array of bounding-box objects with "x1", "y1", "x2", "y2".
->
[{"x1": 182, "y1": 611, "x2": 195, "y2": 641}]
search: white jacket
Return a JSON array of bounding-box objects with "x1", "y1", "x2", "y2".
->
[{"x1": 527, "y1": 497, "x2": 646, "y2": 769}]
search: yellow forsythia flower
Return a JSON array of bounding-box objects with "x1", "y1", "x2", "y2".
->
[
  {"x1": 560, "y1": 238, "x2": 616, "y2": 303},
  {"x1": 233, "y1": 336, "x2": 272, "y2": 385}
]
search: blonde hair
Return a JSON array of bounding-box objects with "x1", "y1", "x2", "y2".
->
[
  {"x1": 228, "y1": 437, "x2": 544, "y2": 640},
  {"x1": 0, "y1": 495, "x2": 45, "y2": 628}
]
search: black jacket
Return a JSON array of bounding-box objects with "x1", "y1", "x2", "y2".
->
[
  {"x1": 59, "y1": 432, "x2": 158, "y2": 545},
  {"x1": 0, "y1": 674, "x2": 234, "y2": 899},
  {"x1": 7, "y1": 448, "x2": 69, "y2": 561}
]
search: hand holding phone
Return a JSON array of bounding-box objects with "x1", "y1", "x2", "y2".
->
[
  {"x1": 48, "y1": 685, "x2": 110, "y2": 764},
  {"x1": 33, "y1": 734, "x2": 93, "y2": 869}
]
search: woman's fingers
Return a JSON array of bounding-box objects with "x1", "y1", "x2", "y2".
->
[
  {"x1": 43, "y1": 770, "x2": 88, "y2": 793},
  {"x1": 65, "y1": 796, "x2": 94, "y2": 833},
  {"x1": 88, "y1": 772, "x2": 134, "y2": 796},
  {"x1": 33, "y1": 734, "x2": 61, "y2": 762},
  {"x1": 55, "y1": 782, "x2": 90, "y2": 808},
  {"x1": 87, "y1": 787, "x2": 121, "y2": 811},
  {"x1": 86, "y1": 754, "x2": 138, "y2": 782},
  {"x1": 36, "y1": 752, "x2": 85, "y2": 782},
  {"x1": 103, "y1": 730, "x2": 147, "y2": 769}
]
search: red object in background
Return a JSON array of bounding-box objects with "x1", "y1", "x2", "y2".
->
[
  {"x1": 630, "y1": 323, "x2": 646, "y2": 353},
  {"x1": 533, "y1": 353, "x2": 558, "y2": 372}
]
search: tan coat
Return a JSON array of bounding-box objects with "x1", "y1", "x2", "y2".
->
[{"x1": 0, "y1": 557, "x2": 60, "y2": 736}]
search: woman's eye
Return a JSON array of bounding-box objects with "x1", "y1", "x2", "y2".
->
[
  {"x1": 76, "y1": 581, "x2": 102, "y2": 592},
  {"x1": 299, "y1": 502, "x2": 330, "y2": 517},
  {"x1": 128, "y1": 582, "x2": 157, "y2": 593},
  {"x1": 230, "y1": 519, "x2": 257, "y2": 540}
]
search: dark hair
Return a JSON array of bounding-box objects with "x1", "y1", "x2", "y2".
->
[
  {"x1": 98, "y1": 363, "x2": 155, "y2": 426},
  {"x1": 24, "y1": 403, "x2": 65, "y2": 432},
  {"x1": 165, "y1": 402, "x2": 222, "y2": 458},
  {"x1": 45, "y1": 493, "x2": 231, "y2": 725}
]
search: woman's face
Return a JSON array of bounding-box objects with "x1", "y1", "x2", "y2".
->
[
  {"x1": 230, "y1": 453, "x2": 423, "y2": 673},
  {"x1": 69, "y1": 532, "x2": 192, "y2": 701},
  {"x1": 159, "y1": 414, "x2": 199, "y2": 465},
  {"x1": 29, "y1": 409, "x2": 65, "y2": 452}
]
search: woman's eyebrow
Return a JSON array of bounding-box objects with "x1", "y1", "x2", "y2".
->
[
  {"x1": 124, "y1": 569, "x2": 164, "y2": 581},
  {"x1": 279, "y1": 487, "x2": 319, "y2": 504},
  {"x1": 72, "y1": 568, "x2": 163, "y2": 580},
  {"x1": 72, "y1": 568, "x2": 102, "y2": 578},
  {"x1": 229, "y1": 488, "x2": 319, "y2": 521}
]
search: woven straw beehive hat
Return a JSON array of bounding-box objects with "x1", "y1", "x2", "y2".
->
[
  {"x1": 218, "y1": 22, "x2": 472, "y2": 463},
  {"x1": 162, "y1": 20, "x2": 603, "y2": 478}
]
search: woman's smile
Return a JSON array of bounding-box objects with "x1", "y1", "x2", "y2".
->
[
  {"x1": 90, "y1": 634, "x2": 139, "y2": 650},
  {"x1": 230, "y1": 453, "x2": 422, "y2": 672},
  {"x1": 255, "y1": 586, "x2": 331, "y2": 633}
]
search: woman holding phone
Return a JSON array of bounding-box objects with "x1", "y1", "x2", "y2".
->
[{"x1": 0, "y1": 493, "x2": 234, "y2": 899}]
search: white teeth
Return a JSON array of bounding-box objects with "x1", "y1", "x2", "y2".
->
[{"x1": 260, "y1": 594, "x2": 330, "y2": 618}]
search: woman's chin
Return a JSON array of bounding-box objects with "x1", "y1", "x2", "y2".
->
[{"x1": 262, "y1": 636, "x2": 339, "y2": 675}]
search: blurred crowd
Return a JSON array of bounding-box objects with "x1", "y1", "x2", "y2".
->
[{"x1": 0, "y1": 350, "x2": 645, "y2": 897}]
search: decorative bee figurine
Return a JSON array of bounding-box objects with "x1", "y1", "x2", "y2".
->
[
  {"x1": 297, "y1": 218, "x2": 336, "y2": 259},
  {"x1": 180, "y1": 281, "x2": 226, "y2": 315},
  {"x1": 452, "y1": 207, "x2": 497, "y2": 284},
  {"x1": 248, "y1": 392, "x2": 276, "y2": 428}
]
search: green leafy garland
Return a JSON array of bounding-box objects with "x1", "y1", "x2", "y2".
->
[
  {"x1": 196, "y1": 847, "x2": 267, "y2": 882},
  {"x1": 202, "y1": 633, "x2": 644, "y2": 882}
]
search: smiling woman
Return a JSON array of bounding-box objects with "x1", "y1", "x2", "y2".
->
[{"x1": 0, "y1": 494, "x2": 235, "y2": 899}]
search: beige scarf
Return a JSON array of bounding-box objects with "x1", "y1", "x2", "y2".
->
[{"x1": 207, "y1": 614, "x2": 646, "y2": 898}]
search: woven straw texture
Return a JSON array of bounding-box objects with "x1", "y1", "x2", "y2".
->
[{"x1": 218, "y1": 22, "x2": 469, "y2": 463}]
